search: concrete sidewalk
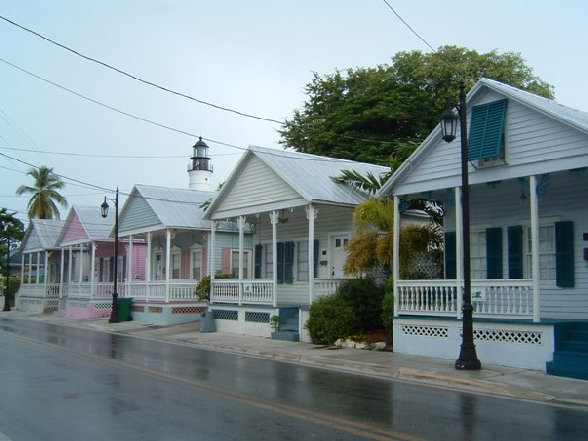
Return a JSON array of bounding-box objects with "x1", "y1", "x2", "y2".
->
[{"x1": 5, "y1": 311, "x2": 588, "y2": 410}]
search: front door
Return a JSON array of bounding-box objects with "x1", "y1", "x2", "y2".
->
[{"x1": 331, "y1": 234, "x2": 349, "y2": 279}]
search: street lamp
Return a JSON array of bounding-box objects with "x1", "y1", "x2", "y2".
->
[
  {"x1": 441, "y1": 82, "x2": 481, "y2": 370},
  {"x1": 101, "y1": 188, "x2": 119, "y2": 323}
]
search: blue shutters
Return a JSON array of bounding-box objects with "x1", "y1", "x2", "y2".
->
[
  {"x1": 468, "y1": 99, "x2": 507, "y2": 161},
  {"x1": 507, "y1": 226, "x2": 523, "y2": 279},
  {"x1": 254, "y1": 244, "x2": 263, "y2": 279},
  {"x1": 444, "y1": 232, "x2": 456, "y2": 279},
  {"x1": 486, "y1": 228, "x2": 503, "y2": 279},
  {"x1": 284, "y1": 242, "x2": 295, "y2": 284},
  {"x1": 276, "y1": 242, "x2": 284, "y2": 284},
  {"x1": 555, "y1": 221, "x2": 574, "y2": 287},
  {"x1": 314, "y1": 239, "x2": 319, "y2": 278}
]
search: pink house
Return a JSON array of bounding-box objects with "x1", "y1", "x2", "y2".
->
[{"x1": 58, "y1": 205, "x2": 146, "y2": 318}]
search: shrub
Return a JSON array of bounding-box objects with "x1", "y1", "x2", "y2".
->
[
  {"x1": 336, "y1": 278, "x2": 385, "y2": 330},
  {"x1": 381, "y1": 277, "x2": 394, "y2": 336},
  {"x1": 194, "y1": 276, "x2": 211, "y2": 301},
  {"x1": 306, "y1": 295, "x2": 360, "y2": 345}
]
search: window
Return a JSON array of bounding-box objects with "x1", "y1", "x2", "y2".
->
[
  {"x1": 101, "y1": 257, "x2": 110, "y2": 282},
  {"x1": 171, "y1": 251, "x2": 181, "y2": 279},
  {"x1": 191, "y1": 249, "x2": 202, "y2": 281},
  {"x1": 297, "y1": 240, "x2": 309, "y2": 282},
  {"x1": 468, "y1": 99, "x2": 507, "y2": 163},
  {"x1": 231, "y1": 250, "x2": 251, "y2": 279},
  {"x1": 470, "y1": 230, "x2": 487, "y2": 279},
  {"x1": 527, "y1": 225, "x2": 556, "y2": 281}
]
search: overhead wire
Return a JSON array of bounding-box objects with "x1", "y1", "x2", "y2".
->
[{"x1": 0, "y1": 14, "x2": 283, "y2": 125}]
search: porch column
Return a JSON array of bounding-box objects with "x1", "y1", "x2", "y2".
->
[
  {"x1": 209, "y1": 221, "x2": 216, "y2": 304},
  {"x1": 530, "y1": 175, "x2": 541, "y2": 322},
  {"x1": 44, "y1": 251, "x2": 49, "y2": 293},
  {"x1": 306, "y1": 205, "x2": 317, "y2": 305},
  {"x1": 165, "y1": 229, "x2": 171, "y2": 302},
  {"x1": 27, "y1": 253, "x2": 32, "y2": 284},
  {"x1": 36, "y1": 251, "x2": 40, "y2": 286},
  {"x1": 20, "y1": 251, "x2": 25, "y2": 287},
  {"x1": 237, "y1": 216, "x2": 246, "y2": 305},
  {"x1": 128, "y1": 235, "x2": 134, "y2": 282},
  {"x1": 392, "y1": 196, "x2": 400, "y2": 317},
  {"x1": 59, "y1": 249, "x2": 65, "y2": 299},
  {"x1": 90, "y1": 242, "x2": 96, "y2": 299},
  {"x1": 78, "y1": 244, "x2": 83, "y2": 283},
  {"x1": 455, "y1": 186, "x2": 463, "y2": 318},
  {"x1": 145, "y1": 232, "x2": 152, "y2": 302},
  {"x1": 67, "y1": 246, "x2": 73, "y2": 285},
  {"x1": 270, "y1": 211, "x2": 279, "y2": 308}
]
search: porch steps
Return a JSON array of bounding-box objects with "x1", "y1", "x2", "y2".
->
[
  {"x1": 547, "y1": 322, "x2": 588, "y2": 380},
  {"x1": 271, "y1": 307, "x2": 300, "y2": 342}
]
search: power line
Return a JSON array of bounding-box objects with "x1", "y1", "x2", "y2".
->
[
  {"x1": 0, "y1": 57, "x2": 251, "y2": 154},
  {"x1": 0, "y1": 14, "x2": 284, "y2": 125},
  {"x1": 380, "y1": 0, "x2": 436, "y2": 53}
]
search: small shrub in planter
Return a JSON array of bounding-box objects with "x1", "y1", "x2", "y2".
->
[
  {"x1": 194, "y1": 273, "x2": 235, "y2": 301},
  {"x1": 306, "y1": 295, "x2": 360, "y2": 345}
]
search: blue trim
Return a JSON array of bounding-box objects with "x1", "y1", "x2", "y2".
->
[{"x1": 468, "y1": 99, "x2": 507, "y2": 160}]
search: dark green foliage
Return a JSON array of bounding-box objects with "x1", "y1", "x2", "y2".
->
[
  {"x1": 280, "y1": 46, "x2": 554, "y2": 166},
  {"x1": 381, "y1": 278, "x2": 394, "y2": 336},
  {"x1": 336, "y1": 278, "x2": 385, "y2": 330},
  {"x1": 306, "y1": 295, "x2": 359, "y2": 345},
  {"x1": 194, "y1": 273, "x2": 236, "y2": 301}
]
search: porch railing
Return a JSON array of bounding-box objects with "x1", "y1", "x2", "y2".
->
[
  {"x1": 210, "y1": 278, "x2": 345, "y2": 305},
  {"x1": 396, "y1": 279, "x2": 533, "y2": 318},
  {"x1": 17, "y1": 283, "x2": 61, "y2": 298}
]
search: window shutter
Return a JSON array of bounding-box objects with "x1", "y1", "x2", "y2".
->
[
  {"x1": 444, "y1": 232, "x2": 456, "y2": 279},
  {"x1": 507, "y1": 226, "x2": 523, "y2": 279},
  {"x1": 555, "y1": 221, "x2": 574, "y2": 287},
  {"x1": 468, "y1": 99, "x2": 507, "y2": 160},
  {"x1": 277, "y1": 242, "x2": 284, "y2": 284},
  {"x1": 221, "y1": 247, "x2": 231, "y2": 275},
  {"x1": 314, "y1": 239, "x2": 319, "y2": 278},
  {"x1": 254, "y1": 244, "x2": 263, "y2": 279},
  {"x1": 486, "y1": 228, "x2": 503, "y2": 279},
  {"x1": 284, "y1": 241, "x2": 295, "y2": 284}
]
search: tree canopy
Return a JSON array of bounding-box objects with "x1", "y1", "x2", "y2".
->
[
  {"x1": 0, "y1": 208, "x2": 24, "y2": 273},
  {"x1": 279, "y1": 46, "x2": 554, "y2": 166},
  {"x1": 16, "y1": 166, "x2": 67, "y2": 219}
]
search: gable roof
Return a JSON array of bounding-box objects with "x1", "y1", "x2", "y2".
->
[
  {"x1": 21, "y1": 218, "x2": 65, "y2": 252},
  {"x1": 205, "y1": 145, "x2": 389, "y2": 218},
  {"x1": 58, "y1": 206, "x2": 113, "y2": 246},
  {"x1": 379, "y1": 78, "x2": 588, "y2": 196},
  {"x1": 117, "y1": 184, "x2": 219, "y2": 234}
]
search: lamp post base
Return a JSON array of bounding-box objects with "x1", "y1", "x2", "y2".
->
[{"x1": 455, "y1": 345, "x2": 482, "y2": 370}]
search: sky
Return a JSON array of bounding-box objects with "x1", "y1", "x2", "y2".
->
[{"x1": 1, "y1": 0, "x2": 587, "y2": 227}]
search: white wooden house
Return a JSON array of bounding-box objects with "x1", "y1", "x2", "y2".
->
[
  {"x1": 114, "y1": 184, "x2": 250, "y2": 325},
  {"x1": 15, "y1": 219, "x2": 65, "y2": 312},
  {"x1": 204, "y1": 146, "x2": 389, "y2": 341},
  {"x1": 379, "y1": 78, "x2": 588, "y2": 378}
]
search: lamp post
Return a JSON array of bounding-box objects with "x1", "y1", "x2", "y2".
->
[
  {"x1": 101, "y1": 188, "x2": 119, "y2": 323},
  {"x1": 441, "y1": 82, "x2": 481, "y2": 370}
]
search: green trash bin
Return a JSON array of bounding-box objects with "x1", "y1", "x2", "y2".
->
[{"x1": 117, "y1": 297, "x2": 133, "y2": 321}]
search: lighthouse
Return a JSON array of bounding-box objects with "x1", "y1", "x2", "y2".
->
[{"x1": 188, "y1": 137, "x2": 213, "y2": 191}]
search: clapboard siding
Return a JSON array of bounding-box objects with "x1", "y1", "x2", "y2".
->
[
  {"x1": 395, "y1": 87, "x2": 588, "y2": 195},
  {"x1": 119, "y1": 194, "x2": 159, "y2": 232},
  {"x1": 61, "y1": 213, "x2": 89, "y2": 243},
  {"x1": 214, "y1": 156, "x2": 302, "y2": 214}
]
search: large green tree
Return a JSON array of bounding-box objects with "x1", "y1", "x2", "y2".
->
[
  {"x1": 1, "y1": 208, "x2": 24, "y2": 310},
  {"x1": 16, "y1": 166, "x2": 67, "y2": 219},
  {"x1": 280, "y1": 46, "x2": 554, "y2": 165}
]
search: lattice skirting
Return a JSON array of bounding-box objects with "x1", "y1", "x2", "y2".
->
[
  {"x1": 401, "y1": 324, "x2": 449, "y2": 338},
  {"x1": 394, "y1": 318, "x2": 554, "y2": 371}
]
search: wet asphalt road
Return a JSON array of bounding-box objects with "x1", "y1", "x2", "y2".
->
[{"x1": 1, "y1": 318, "x2": 588, "y2": 441}]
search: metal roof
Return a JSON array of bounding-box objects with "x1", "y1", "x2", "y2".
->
[
  {"x1": 74, "y1": 206, "x2": 112, "y2": 240},
  {"x1": 205, "y1": 146, "x2": 389, "y2": 217},
  {"x1": 379, "y1": 78, "x2": 588, "y2": 196},
  {"x1": 21, "y1": 218, "x2": 65, "y2": 252}
]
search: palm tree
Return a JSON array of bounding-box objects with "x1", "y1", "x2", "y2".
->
[
  {"x1": 16, "y1": 166, "x2": 67, "y2": 219},
  {"x1": 344, "y1": 197, "x2": 395, "y2": 276}
]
